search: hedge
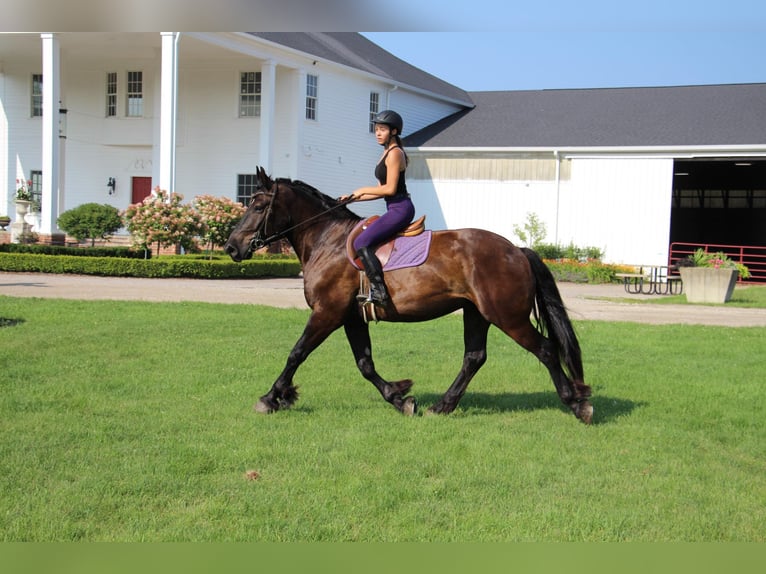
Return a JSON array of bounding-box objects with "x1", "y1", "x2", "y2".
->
[
  {"x1": 0, "y1": 244, "x2": 148, "y2": 258},
  {"x1": 0, "y1": 252, "x2": 301, "y2": 279}
]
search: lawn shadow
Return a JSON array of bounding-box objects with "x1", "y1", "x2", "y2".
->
[{"x1": 415, "y1": 390, "x2": 639, "y2": 425}]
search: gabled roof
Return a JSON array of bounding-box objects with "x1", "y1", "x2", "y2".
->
[
  {"x1": 249, "y1": 32, "x2": 473, "y2": 107},
  {"x1": 404, "y1": 83, "x2": 766, "y2": 149}
]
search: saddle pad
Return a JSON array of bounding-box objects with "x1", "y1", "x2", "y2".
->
[
  {"x1": 347, "y1": 230, "x2": 432, "y2": 271},
  {"x1": 382, "y1": 231, "x2": 432, "y2": 271}
]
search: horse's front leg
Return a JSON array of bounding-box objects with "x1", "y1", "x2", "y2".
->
[
  {"x1": 343, "y1": 315, "x2": 417, "y2": 416},
  {"x1": 255, "y1": 311, "x2": 342, "y2": 414}
]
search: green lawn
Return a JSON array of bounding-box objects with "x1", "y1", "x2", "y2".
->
[
  {"x1": 609, "y1": 283, "x2": 766, "y2": 307},
  {"x1": 1, "y1": 296, "x2": 764, "y2": 541}
]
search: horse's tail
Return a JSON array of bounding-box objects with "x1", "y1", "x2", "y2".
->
[{"x1": 521, "y1": 247, "x2": 584, "y2": 381}]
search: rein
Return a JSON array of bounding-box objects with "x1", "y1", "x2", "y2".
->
[{"x1": 248, "y1": 183, "x2": 355, "y2": 252}]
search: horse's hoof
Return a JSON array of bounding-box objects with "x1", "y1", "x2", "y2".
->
[
  {"x1": 402, "y1": 396, "x2": 417, "y2": 416},
  {"x1": 575, "y1": 401, "x2": 593, "y2": 424},
  {"x1": 254, "y1": 399, "x2": 276, "y2": 414}
]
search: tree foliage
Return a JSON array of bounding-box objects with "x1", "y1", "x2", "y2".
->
[
  {"x1": 57, "y1": 203, "x2": 123, "y2": 246},
  {"x1": 123, "y1": 189, "x2": 203, "y2": 256},
  {"x1": 193, "y1": 194, "x2": 246, "y2": 257}
]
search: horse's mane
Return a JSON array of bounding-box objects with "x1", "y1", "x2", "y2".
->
[{"x1": 276, "y1": 177, "x2": 360, "y2": 221}]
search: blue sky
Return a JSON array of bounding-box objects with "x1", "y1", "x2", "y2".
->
[
  {"x1": 363, "y1": 1, "x2": 766, "y2": 91},
  {"x1": 4, "y1": 0, "x2": 765, "y2": 93}
]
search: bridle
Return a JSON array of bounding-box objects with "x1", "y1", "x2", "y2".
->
[{"x1": 246, "y1": 181, "x2": 355, "y2": 253}]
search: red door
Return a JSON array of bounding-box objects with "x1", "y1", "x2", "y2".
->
[{"x1": 131, "y1": 177, "x2": 153, "y2": 204}]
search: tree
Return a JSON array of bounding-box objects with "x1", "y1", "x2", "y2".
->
[
  {"x1": 123, "y1": 189, "x2": 202, "y2": 256},
  {"x1": 513, "y1": 212, "x2": 547, "y2": 248},
  {"x1": 57, "y1": 203, "x2": 123, "y2": 246},
  {"x1": 193, "y1": 195, "x2": 246, "y2": 257}
]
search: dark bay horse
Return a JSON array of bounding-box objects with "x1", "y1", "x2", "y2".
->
[{"x1": 224, "y1": 167, "x2": 593, "y2": 424}]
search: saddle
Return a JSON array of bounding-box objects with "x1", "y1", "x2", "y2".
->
[{"x1": 346, "y1": 215, "x2": 426, "y2": 269}]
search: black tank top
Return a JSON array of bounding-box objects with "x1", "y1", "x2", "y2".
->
[{"x1": 375, "y1": 147, "x2": 409, "y2": 202}]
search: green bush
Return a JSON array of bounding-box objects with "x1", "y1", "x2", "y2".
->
[
  {"x1": 0, "y1": 243, "x2": 149, "y2": 258},
  {"x1": 57, "y1": 203, "x2": 123, "y2": 246},
  {"x1": 0, "y1": 252, "x2": 301, "y2": 279},
  {"x1": 543, "y1": 258, "x2": 627, "y2": 283},
  {"x1": 532, "y1": 242, "x2": 604, "y2": 261}
]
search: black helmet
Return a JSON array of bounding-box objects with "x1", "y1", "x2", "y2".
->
[{"x1": 373, "y1": 110, "x2": 403, "y2": 135}]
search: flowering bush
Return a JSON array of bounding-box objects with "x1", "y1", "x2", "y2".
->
[
  {"x1": 193, "y1": 194, "x2": 246, "y2": 256},
  {"x1": 15, "y1": 179, "x2": 32, "y2": 201},
  {"x1": 123, "y1": 188, "x2": 203, "y2": 256},
  {"x1": 685, "y1": 248, "x2": 751, "y2": 279}
]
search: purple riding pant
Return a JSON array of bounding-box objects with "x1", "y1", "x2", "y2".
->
[{"x1": 353, "y1": 196, "x2": 415, "y2": 252}]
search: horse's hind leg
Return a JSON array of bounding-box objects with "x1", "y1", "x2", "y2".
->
[
  {"x1": 343, "y1": 315, "x2": 417, "y2": 415},
  {"x1": 505, "y1": 321, "x2": 592, "y2": 422},
  {"x1": 428, "y1": 305, "x2": 490, "y2": 415}
]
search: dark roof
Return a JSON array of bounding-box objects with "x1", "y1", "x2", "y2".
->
[
  {"x1": 404, "y1": 83, "x2": 766, "y2": 149},
  {"x1": 249, "y1": 32, "x2": 473, "y2": 107}
]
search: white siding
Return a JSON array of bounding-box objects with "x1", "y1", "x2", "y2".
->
[
  {"x1": 561, "y1": 158, "x2": 674, "y2": 265},
  {"x1": 409, "y1": 178, "x2": 560, "y2": 243},
  {"x1": 409, "y1": 156, "x2": 674, "y2": 266}
]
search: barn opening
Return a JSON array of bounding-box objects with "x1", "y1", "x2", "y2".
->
[{"x1": 670, "y1": 158, "x2": 766, "y2": 246}]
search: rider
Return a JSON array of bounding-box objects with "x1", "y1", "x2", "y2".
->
[{"x1": 340, "y1": 110, "x2": 415, "y2": 305}]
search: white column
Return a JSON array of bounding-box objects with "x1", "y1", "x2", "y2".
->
[
  {"x1": 39, "y1": 33, "x2": 60, "y2": 235},
  {"x1": 159, "y1": 32, "x2": 179, "y2": 193},
  {"x1": 259, "y1": 60, "x2": 276, "y2": 173},
  {"x1": 291, "y1": 68, "x2": 307, "y2": 179}
]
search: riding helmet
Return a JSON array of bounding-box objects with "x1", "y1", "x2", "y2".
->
[{"x1": 373, "y1": 110, "x2": 404, "y2": 135}]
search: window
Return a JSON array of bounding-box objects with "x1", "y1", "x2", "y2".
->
[
  {"x1": 30, "y1": 170, "x2": 42, "y2": 208},
  {"x1": 239, "y1": 72, "x2": 262, "y2": 117},
  {"x1": 305, "y1": 74, "x2": 318, "y2": 120},
  {"x1": 31, "y1": 74, "x2": 43, "y2": 117},
  {"x1": 106, "y1": 72, "x2": 117, "y2": 117},
  {"x1": 237, "y1": 174, "x2": 259, "y2": 204},
  {"x1": 126, "y1": 71, "x2": 143, "y2": 117},
  {"x1": 369, "y1": 92, "x2": 380, "y2": 132}
]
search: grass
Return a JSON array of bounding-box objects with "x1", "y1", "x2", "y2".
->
[
  {"x1": 1, "y1": 296, "x2": 765, "y2": 541},
  {"x1": 603, "y1": 283, "x2": 766, "y2": 308}
]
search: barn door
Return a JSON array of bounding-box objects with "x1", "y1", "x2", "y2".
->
[{"x1": 131, "y1": 177, "x2": 153, "y2": 204}]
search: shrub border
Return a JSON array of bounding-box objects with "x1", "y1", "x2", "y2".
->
[{"x1": 0, "y1": 252, "x2": 301, "y2": 279}]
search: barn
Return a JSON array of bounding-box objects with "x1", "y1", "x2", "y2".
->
[
  {"x1": 404, "y1": 85, "x2": 766, "y2": 272},
  {"x1": 2, "y1": 32, "x2": 765, "y2": 275}
]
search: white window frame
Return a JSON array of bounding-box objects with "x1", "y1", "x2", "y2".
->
[
  {"x1": 305, "y1": 74, "x2": 318, "y2": 120},
  {"x1": 369, "y1": 91, "x2": 380, "y2": 132},
  {"x1": 31, "y1": 74, "x2": 43, "y2": 117},
  {"x1": 126, "y1": 71, "x2": 143, "y2": 117},
  {"x1": 239, "y1": 72, "x2": 262, "y2": 117},
  {"x1": 106, "y1": 72, "x2": 117, "y2": 117}
]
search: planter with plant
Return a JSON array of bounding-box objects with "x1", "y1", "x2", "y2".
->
[{"x1": 678, "y1": 249, "x2": 751, "y2": 303}]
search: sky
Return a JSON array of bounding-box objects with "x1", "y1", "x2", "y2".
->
[
  {"x1": 3, "y1": 0, "x2": 765, "y2": 94},
  {"x1": 362, "y1": 2, "x2": 766, "y2": 92}
]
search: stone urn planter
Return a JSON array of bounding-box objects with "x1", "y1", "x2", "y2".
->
[
  {"x1": 14, "y1": 200, "x2": 31, "y2": 218},
  {"x1": 679, "y1": 267, "x2": 738, "y2": 303},
  {"x1": 0, "y1": 215, "x2": 10, "y2": 230}
]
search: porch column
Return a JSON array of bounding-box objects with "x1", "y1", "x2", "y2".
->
[
  {"x1": 159, "y1": 32, "x2": 179, "y2": 193},
  {"x1": 259, "y1": 60, "x2": 276, "y2": 173},
  {"x1": 39, "y1": 33, "x2": 61, "y2": 236}
]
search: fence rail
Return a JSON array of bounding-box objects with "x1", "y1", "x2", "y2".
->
[{"x1": 669, "y1": 242, "x2": 766, "y2": 284}]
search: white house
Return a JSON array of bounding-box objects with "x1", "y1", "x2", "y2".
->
[
  {"x1": 2, "y1": 32, "x2": 765, "y2": 271},
  {"x1": 0, "y1": 32, "x2": 472, "y2": 242}
]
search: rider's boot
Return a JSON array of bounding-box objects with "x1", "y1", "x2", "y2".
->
[{"x1": 356, "y1": 247, "x2": 390, "y2": 306}]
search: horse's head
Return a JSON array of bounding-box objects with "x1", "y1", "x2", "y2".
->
[{"x1": 224, "y1": 166, "x2": 290, "y2": 262}]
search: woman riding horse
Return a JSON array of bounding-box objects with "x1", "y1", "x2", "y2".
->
[
  {"x1": 339, "y1": 110, "x2": 415, "y2": 306},
  {"x1": 225, "y1": 167, "x2": 593, "y2": 424}
]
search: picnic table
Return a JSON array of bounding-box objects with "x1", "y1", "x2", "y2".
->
[{"x1": 615, "y1": 265, "x2": 683, "y2": 295}]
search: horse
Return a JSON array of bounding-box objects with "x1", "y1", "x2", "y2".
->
[{"x1": 224, "y1": 167, "x2": 593, "y2": 424}]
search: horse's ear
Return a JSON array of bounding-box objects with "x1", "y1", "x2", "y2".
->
[{"x1": 256, "y1": 166, "x2": 272, "y2": 189}]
